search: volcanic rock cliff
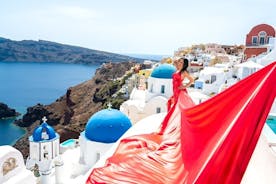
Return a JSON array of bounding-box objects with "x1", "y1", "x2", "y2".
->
[
  {"x1": 0, "y1": 102, "x2": 20, "y2": 119},
  {"x1": 14, "y1": 61, "x2": 136, "y2": 158}
]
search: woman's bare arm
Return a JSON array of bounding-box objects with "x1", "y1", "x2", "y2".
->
[{"x1": 179, "y1": 71, "x2": 194, "y2": 89}]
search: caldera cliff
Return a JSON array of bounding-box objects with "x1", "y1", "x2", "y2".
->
[
  {"x1": 14, "y1": 61, "x2": 136, "y2": 158},
  {"x1": 0, "y1": 103, "x2": 20, "y2": 119}
]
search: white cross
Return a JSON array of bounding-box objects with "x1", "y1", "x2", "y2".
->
[
  {"x1": 42, "y1": 116, "x2": 47, "y2": 123},
  {"x1": 107, "y1": 102, "x2": 112, "y2": 110}
]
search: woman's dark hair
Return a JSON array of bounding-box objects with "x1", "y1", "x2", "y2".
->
[{"x1": 180, "y1": 58, "x2": 189, "y2": 74}]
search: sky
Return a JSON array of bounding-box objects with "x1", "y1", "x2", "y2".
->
[{"x1": 0, "y1": 0, "x2": 276, "y2": 55}]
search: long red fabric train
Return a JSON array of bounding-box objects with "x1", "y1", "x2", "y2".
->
[{"x1": 86, "y1": 62, "x2": 276, "y2": 184}]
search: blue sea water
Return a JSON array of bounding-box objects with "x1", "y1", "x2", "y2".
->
[
  {"x1": 267, "y1": 115, "x2": 276, "y2": 134},
  {"x1": 0, "y1": 61, "x2": 99, "y2": 145},
  {"x1": 124, "y1": 53, "x2": 170, "y2": 61}
]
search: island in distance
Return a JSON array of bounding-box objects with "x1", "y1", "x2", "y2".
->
[
  {"x1": 0, "y1": 37, "x2": 144, "y2": 64},
  {"x1": 0, "y1": 102, "x2": 20, "y2": 119}
]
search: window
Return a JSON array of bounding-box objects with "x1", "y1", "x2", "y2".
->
[
  {"x1": 267, "y1": 36, "x2": 272, "y2": 44},
  {"x1": 96, "y1": 152, "x2": 101, "y2": 162},
  {"x1": 161, "y1": 85, "x2": 165, "y2": 94},
  {"x1": 41, "y1": 131, "x2": 49, "y2": 140},
  {"x1": 252, "y1": 36, "x2": 258, "y2": 45},
  {"x1": 258, "y1": 31, "x2": 267, "y2": 45},
  {"x1": 43, "y1": 146, "x2": 48, "y2": 159},
  {"x1": 150, "y1": 84, "x2": 153, "y2": 92},
  {"x1": 260, "y1": 37, "x2": 265, "y2": 45},
  {"x1": 259, "y1": 31, "x2": 267, "y2": 37},
  {"x1": 211, "y1": 75, "x2": 216, "y2": 84},
  {"x1": 156, "y1": 107, "x2": 161, "y2": 113}
]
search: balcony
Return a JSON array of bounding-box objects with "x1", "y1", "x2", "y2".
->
[{"x1": 245, "y1": 43, "x2": 269, "y2": 48}]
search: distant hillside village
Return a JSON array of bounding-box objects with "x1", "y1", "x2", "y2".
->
[
  {"x1": 120, "y1": 24, "x2": 274, "y2": 93},
  {"x1": 117, "y1": 23, "x2": 275, "y2": 124}
]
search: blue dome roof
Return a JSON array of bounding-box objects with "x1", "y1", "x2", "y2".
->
[
  {"x1": 151, "y1": 64, "x2": 176, "y2": 79},
  {"x1": 32, "y1": 122, "x2": 57, "y2": 142},
  {"x1": 85, "y1": 109, "x2": 132, "y2": 143}
]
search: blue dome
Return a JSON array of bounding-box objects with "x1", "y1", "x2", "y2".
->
[
  {"x1": 85, "y1": 109, "x2": 132, "y2": 143},
  {"x1": 151, "y1": 64, "x2": 176, "y2": 79},
  {"x1": 32, "y1": 122, "x2": 57, "y2": 142}
]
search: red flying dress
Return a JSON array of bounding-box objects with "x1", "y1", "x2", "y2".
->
[
  {"x1": 167, "y1": 72, "x2": 194, "y2": 111},
  {"x1": 87, "y1": 62, "x2": 276, "y2": 184}
]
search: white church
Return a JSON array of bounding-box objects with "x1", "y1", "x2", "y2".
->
[
  {"x1": 0, "y1": 106, "x2": 132, "y2": 184},
  {"x1": 120, "y1": 63, "x2": 175, "y2": 124},
  {"x1": 120, "y1": 63, "x2": 210, "y2": 123}
]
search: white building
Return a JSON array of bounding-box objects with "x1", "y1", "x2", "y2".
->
[
  {"x1": 257, "y1": 39, "x2": 276, "y2": 66},
  {"x1": 194, "y1": 60, "x2": 267, "y2": 95},
  {"x1": 194, "y1": 44, "x2": 275, "y2": 96},
  {"x1": 0, "y1": 146, "x2": 36, "y2": 184},
  {"x1": 235, "y1": 61, "x2": 264, "y2": 80},
  {"x1": 120, "y1": 64, "x2": 176, "y2": 124},
  {"x1": 194, "y1": 65, "x2": 232, "y2": 95},
  {"x1": 0, "y1": 107, "x2": 133, "y2": 184},
  {"x1": 26, "y1": 117, "x2": 62, "y2": 184},
  {"x1": 56, "y1": 107, "x2": 133, "y2": 183},
  {"x1": 79, "y1": 108, "x2": 132, "y2": 168}
]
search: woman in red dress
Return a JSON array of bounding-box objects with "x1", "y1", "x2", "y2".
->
[
  {"x1": 88, "y1": 57, "x2": 196, "y2": 184},
  {"x1": 167, "y1": 57, "x2": 195, "y2": 111}
]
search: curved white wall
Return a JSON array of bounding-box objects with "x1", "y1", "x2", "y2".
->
[
  {"x1": 120, "y1": 76, "x2": 172, "y2": 124},
  {"x1": 120, "y1": 96, "x2": 168, "y2": 124},
  {"x1": 241, "y1": 134, "x2": 276, "y2": 184},
  {"x1": 0, "y1": 146, "x2": 36, "y2": 184},
  {"x1": 147, "y1": 77, "x2": 173, "y2": 101},
  {"x1": 80, "y1": 134, "x2": 114, "y2": 167},
  {"x1": 29, "y1": 138, "x2": 59, "y2": 162},
  {"x1": 144, "y1": 96, "x2": 168, "y2": 115},
  {"x1": 120, "y1": 104, "x2": 144, "y2": 124}
]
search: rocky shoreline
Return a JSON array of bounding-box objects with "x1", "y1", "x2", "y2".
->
[
  {"x1": 13, "y1": 61, "x2": 136, "y2": 158},
  {"x1": 0, "y1": 103, "x2": 20, "y2": 119}
]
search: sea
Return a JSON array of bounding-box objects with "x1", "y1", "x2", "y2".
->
[
  {"x1": 124, "y1": 53, "x2": 170, "y2": 61},
  {"x1": 0, "y1": 61, "x2": 99, "y2": 146}
]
